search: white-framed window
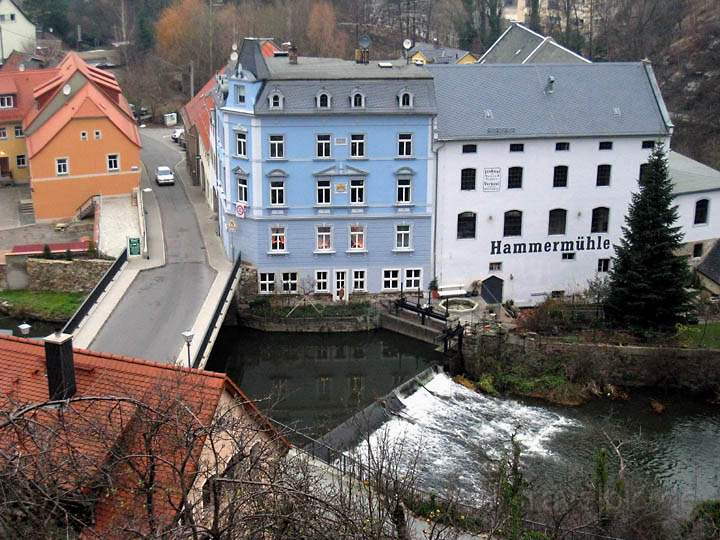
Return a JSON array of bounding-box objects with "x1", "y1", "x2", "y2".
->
[
  {"x1": 350, "y1": 178, "x2": 365, "y2": 204},
  {"x1": 316, "y1": 134, "x2": 331, "y2": 158},
  {"x1": 404, "y1": 268, "x2": 422, "y2": 290},
  {"x1": 396, "y1": 176, "x2": 411, "y2": 204},
  {"x1": 80, "y1": 131, "x2": 88, "y2": 141},
  {"x1": 235, "y1": 84, "x2": 245, "y2": 104},
  {"x1": 269, "y1": 135, "x2": 284, "y2": 158},
  {"x1": 316, "y1": 179, "x2": 331, "y2": 205},
  {"x1": 237, "y1": 176, "x2": 248, "y2": 203},
  {"x1": 351, "y1": 92, "x2": 365, "y2": 108},
  {"x1": 597, "y1": 258, "x2": 610, "y2": 273},
  {"x1": 94, "y1": 129, "x2": 102, "y2": 140},
  {"x1": 382, "y1": 269, "x2": 400, "y2": 291},
  {"x1": 349, "y1": 225, "x2": 365, "y2": 251},
  {"x1": 0, "y1": 95, "x2": 14, "y2": 108},
  {"x1": 316, "y1": 92, "x2": 331, "y2": 109},
  {"x1": 14, "y1": 125, "x2": 23, "y2": 138},
  {"x1": 398, "y1": 91, "x2": 413, "y2": 108},
  {"x1": 398, "y1": 133, "x2": 412, "y2": 157},
  {"x1": 395, "y1": 224, "x2": 411, "y2": 250},
  {"x1": 270, "y1": 180, "x2": 285, "y2": 206},
  {"x1": 236, "y1": 132, "x2": 247, "y2": 157},
  {"x1": 269, "y1": 92, "x2": 283, "y2": 109},
  {"x1": 107, "y1": 154, "x2": 119, "y2": 171},
  {"x1": 270, "y1": 226, "x2": 286, "y2": 252},
  {"x1": 16, "y1": 154, "x2": 26, "y2": 168},
  {"x1": 56, "y1": 158, "x2": 69, "y2": 176},
  {"x1": 315, "y1": 270, "x2": 329, "y2": 292},
  {"x1": 259, "y1": 273, "x2": 275, "y2": 293},
  {"x1": 0, "y1": 127, "x2": 7, "y2": 139},
  {"x1": 350, "y1": 134, "x2": 365, "y2": 158},
  {"x1": 316, "y1": 225, "x2": 332, "y2": 251},
  {"x1": 352, "y1": 269, "x2": 366, "y2": 292},
  {"x1": 282, "y1": 272, "x2": 298, "y2": 293}
]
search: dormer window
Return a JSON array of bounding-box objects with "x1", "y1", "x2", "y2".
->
[
  {"x1": 351, "y1": 92, "x2": 365, "y2": 108},
  {"x1": 316, "y1": 92, "x2": 331, "y2": 109},
  {"x1": 0, "y1": 95, "x2": 14, "y2": 109},
  {"x1": 398, "y1": 91, "x2": 413, "y2": 109},
  {"x1": 269, "y1": 92, "x2": 283, "y2": 110}
]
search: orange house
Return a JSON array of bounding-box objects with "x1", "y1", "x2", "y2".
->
[{"x1": 24, "y1": 53, "x2": 141, "y2": 220}]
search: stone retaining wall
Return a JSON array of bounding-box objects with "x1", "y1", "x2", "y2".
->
[
  {"x1": 240, "y1": 313, "x2": 379, "y2": 333},
  {"x1": 378, "y1": 312, "x2": 443, "y2": 346},
  {"x1": 25, "y1": 258, "x2": 114, "y2": 293}
]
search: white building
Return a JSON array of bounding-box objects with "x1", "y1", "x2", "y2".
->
[
  {"x1": 428, "y1": 61, "x2": 673, "y2": 306},
  {"x1": 0, "y1": 0, "x2": 35, "y2": 61}
]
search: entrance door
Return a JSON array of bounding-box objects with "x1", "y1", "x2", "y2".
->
[
  {"x1": 481, "y1": 276, "x2": 504, "y2": 304},
  {"x1": 333, "y1": 270, "x2": 347, "y2": 302},
  {"x1": 0, "y1": 157, "x2": 9, "y2": 177}
]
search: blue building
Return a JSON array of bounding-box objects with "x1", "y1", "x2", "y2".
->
[{"x1": 213, "y1": 40, "x2": 436, "y2": 298}]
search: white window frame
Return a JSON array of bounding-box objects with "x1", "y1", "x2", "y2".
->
[
  {"x1": 259, "y1": 272, "x2": 275, "y2": 294},
  {"x1": 316, "y1": 92, "x2": 331, "y2": 109},
  {"x1": 281, "y1": 272, "x2": 298, "y2": 293},
  {"x1": 237, "y1": 176, "x2": 248, "y2": 203},
  {"x1": 236, "y1": 132, "x2": 247, "y2": 157},
  {"x1": 270, "y1": 226, "x2": 286, "y2": 253},
  {"x1": 395, "y1": 224, "x2": 412, "y2": 250},
  {"x1": 0, "y1": 95, "x2": 14, "y2": 108},
  {"x1": 269, "y1": 92, "x2": 283, "y2": 109},
  {"x1": 269, "y1": 135, "x2": 285, "y2": 159},
  {"x1": 352, "y1": 269, "x2": 367, "y2": 292},
  {"x1": 382, "y1": 268, "x2": 401, "y2": 291},
  {"x1": 350, "y1": 178, "x2": 365, "y2": 205},
  {"x1": 94, "y1": 129, "x2": 102, "y2": 140},
  {"x1": 16, "y1": 154, "x2": 26, "y2": 168},
  {"x1": 270, "y1": 180, "x2": 285, "y2": 206},
  {"x1": 315, "y1": 225, "x2": 333, "y2": 252},
  {"x1": 351, "y1": 92, "x2": 365, "y2": 109},
  {"x1": 398, "y1": 91, "x2": 413, "y2": 109},
  {"x1": 404, "y1": 268, "x2": 422, "y2": 290},
  {"x1": 80, "y1": 131, "x2": 88, "y2": 141},
  {"x1": 14, "y1": 125, "x2": 23, "y2": 138},
  {"x1": 107, "y1": 153, "x2": 120, "y2": 172},
  {"x1": 315, "y1": 270, "x2": 330, "y2": 293},
  {"x1": 398, "y1": 133, "x2": 413, "y2": 157},
  {"x1": 349, "y1": 224, "x2": 366, "y2": 252},
  {"x1": 316, "y1": 179, "x2": 331, "y2": 206},
  {"x1": 55, "y1": 157, "x2": 69, "y2": 176},
  {"x1": 316, "y1": 134, "x2": 331, "y2": 159},
  {"x1": 350, "y1": 133, "x2": 365, "y2": 158},
  {"x1": 235, "y1": 84, "x2": 246, "y2": 104},
  {"x1": 0, "y1": 127, "x2": 7, "y2": 139},
  {"x1": 396, "y1": 176, "x2": 412, "y2": 204}
]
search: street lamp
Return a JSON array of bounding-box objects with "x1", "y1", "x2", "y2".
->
[
  {"x1": 17, "y1": 323, "x2": 31, "y2": 336},
  {"x1": 181, "y1": 330, "x2": 194, "y2": 369}
]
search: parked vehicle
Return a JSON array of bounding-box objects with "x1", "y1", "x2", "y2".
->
[
  {"x1": 155, "y1": 166, "x2": 175, "y2": 186},
  {"x1": 171, "y1": 128, "x2": 184, "y2": 143}
]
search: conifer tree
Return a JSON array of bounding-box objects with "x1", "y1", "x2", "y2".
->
[{"x1": 605, "y1": 146, "x2": 691, "y2": 330}]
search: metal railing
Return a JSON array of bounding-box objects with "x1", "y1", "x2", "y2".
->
[{"x1": 62, "y1": 249, "x2": 128, "y2": 334}]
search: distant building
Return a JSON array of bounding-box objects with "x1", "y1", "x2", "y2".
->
[
  {"x1": 408, "y1": 41, "x2": 478, "y2": 65},
  {"x1": 502, "y1": 0, "x2": 597, "y2": 40},
  {"x1": 479, "y1": 23, "x2": 590, "y2": 64},
  {"x1": 213, "y1": 39, "x2": 436, "y2": 297},
  {"x1": 0, "y1": 0, "x2": 35, "y2": 61}
]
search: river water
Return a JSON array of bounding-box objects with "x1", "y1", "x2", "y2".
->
[
  {"x1": 0, "y1": 315, "x2": 57, "y2": 338},
  {"x1": 209, "y1": 328, "x2": 720, "y2": 512}
]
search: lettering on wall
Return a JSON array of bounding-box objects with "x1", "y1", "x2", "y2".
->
[
  {"x1": 490, "y1": 236, "x2": 612, "y2": 255},
  {"x1": 483, "y1": 167, "x2": 501, "y2": 192}
]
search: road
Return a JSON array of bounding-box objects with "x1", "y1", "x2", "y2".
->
[{"x1": 90, "y1": 130, "x2": 216, "y2": 363}]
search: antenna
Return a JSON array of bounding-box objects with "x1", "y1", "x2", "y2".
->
[
  {"x1": 230, "y1": 51, "x2": 238, "y2": 62},
  {"x1": 358, "y1": 35, "x2": 371, "y2": 50},
  {"x1": 231, "y1": 43, "x2": 238, "y2": 51},
  {"x1": 62, "y1": 84, "x2": 71, "y2": 96},
  {"x1": 403, "y1": 39, "x2": 413, "y2": 51}
]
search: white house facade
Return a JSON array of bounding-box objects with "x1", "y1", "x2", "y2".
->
[
  {"x1": 428, "y1": 62, "x2": 673, "y2": 306},
  {"x1": 0, "y1": 0, "x2": 35, "y2": 60}
]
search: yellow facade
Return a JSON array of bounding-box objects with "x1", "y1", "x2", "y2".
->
[
  {"x1": 410, "y1": 51, "x2": 478, "y2": 65},
  {"x1": 0, "y1": 121, "x2": 30, "y2": 182}
]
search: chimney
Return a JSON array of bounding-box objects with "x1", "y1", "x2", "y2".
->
[
  {"x1": 288, "y1": 44, "x2": 298, "y2": 65},
  {"x1": 545, "y1": 75, "x2": 556, "y2": 95},
  {"x1": 44, "y1": 331, "x2": 77, "y2": 401}
]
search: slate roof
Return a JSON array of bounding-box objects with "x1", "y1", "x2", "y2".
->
[
  {"x1": 427, "y1": 62, "x2": 671, "y2": 141},
  {"x1": 409, "y1": 41, "x2": 474, "y2": 64},
  {"x1": 670, "y1": 151, "x2": 720, "y2": 195},
  {"x1": 479, "y1": 23, "x2": 589, "y2": 64},
  {"x1": 697, "y1": 240, "x2": 720, "y2": 285}
]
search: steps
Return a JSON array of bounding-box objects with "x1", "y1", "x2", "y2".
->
[{"x1": 18, "y1": 199, "x2": 34, "y2": 215}]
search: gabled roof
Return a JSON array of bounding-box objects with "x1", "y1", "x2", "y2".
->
[
  {"x1": 409, "y1": 41, "x2": 475, "y2": 64},
  {"x1": 479, "y1": 23, "x2": 590, "y2": 64},
  {"x1": 670, "y1": 151, "x2": 720, "y2": 196},
  {"x1": 181, "y1": 74, "x2": 217, "y2": 151},
  {"x1": 0, "y1": 67, "x2": 58, "y2": 123},
  {"x1": 428, "y1": 62, "x2": 671, "y2": 141},
  {"x1": 697, "y1": 240, "x2": 720, "y2": 286}
]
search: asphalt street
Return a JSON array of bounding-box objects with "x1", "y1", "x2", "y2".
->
[{"x1": 90, "y1": 130, "x2": 216, "y2": 363}]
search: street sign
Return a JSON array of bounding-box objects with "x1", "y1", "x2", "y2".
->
[
  {"x1": 227, "y1": 218, "x2": 237, "y2": 232},
  {"x1": 483, "y1": 167, "x2": 501, "y2": 192},
  {"x1": 128, "y1": 237, "x2": 141, "y2": 257},
  {"x1": 235, "y1": 202, "x2": 246, "y2": 218}
]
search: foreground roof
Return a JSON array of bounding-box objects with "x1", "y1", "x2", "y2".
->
[
  {"x1": 479, "y1": 23, "x2": 590, "y2": 64},
  {"x1": 670, "y1": 151, "x2": 720, "y2": 195},
  {"x1": 428, "y1": 62, "x2": 671, "y2": 140},
  {"x1": 0, "y1": 67, "x2": 58, "y2": 124}
]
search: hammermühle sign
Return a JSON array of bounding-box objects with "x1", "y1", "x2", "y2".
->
[{"x1": 491, "y1": 235, "x2": 612, "y2": 255}]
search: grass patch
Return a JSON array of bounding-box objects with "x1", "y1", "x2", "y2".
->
[
  {"x1": 677, "y1": 322, "x2": 720, "y2": 349},
  {"x1": 0, "y1": 290, "x2": 85, "y2": 322},
  {"x1": 248, "y1": 299, "x2": 374, "y2": 319}
]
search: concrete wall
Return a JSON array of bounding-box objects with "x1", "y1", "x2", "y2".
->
[
  {"x1": 240, "y1": 313, "x2": 378, "y2": 333},
  {"x1": 4, "y1": 257, "x2": 113, "y2": 292}
]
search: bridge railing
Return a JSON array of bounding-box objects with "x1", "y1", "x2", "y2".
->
[
  {"x1": 192, "y1": 255, "x2": 243, "y2": 368},
  {"x1": 63, "y1": 249, "x2": 128, "y2": 334}
]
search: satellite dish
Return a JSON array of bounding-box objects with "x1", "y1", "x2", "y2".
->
[
  {"x1": 62, "y1": 84, "x2": 71, "y2": 96},
  {"x1": 403, "y1": 39, "x2": 413, "y2": 51},
  {"x1": 358, "y1": 35, "x2": 372, "y2": 50},
  {"x1": 231, "y1": 43, "x2": 238, "y2": 51},
  {"x1": 230, "y1": 51, "x2": 239, "y2": 62}
]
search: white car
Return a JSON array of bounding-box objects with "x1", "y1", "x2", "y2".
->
[
  {"x1": 171, "y1": 128, "x2": 184, "y2": 143},
  {"x1": 155, "y1": 166, "x2": 175, "y2": 186}
]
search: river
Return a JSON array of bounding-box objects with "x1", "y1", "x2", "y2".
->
[
  {"x1": 0, "y1": 315, "x2": 57, "y2": 337},
  {"x1": 209, "y1": 328, "x2": 720, "y2": 513}
]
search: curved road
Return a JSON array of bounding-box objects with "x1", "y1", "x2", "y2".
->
[{"x1": 90, "y1": 130, "x2": 216, "y2": 362}]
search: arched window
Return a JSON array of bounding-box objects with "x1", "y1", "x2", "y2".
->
[
  {"x1": 504, "y1": 210, "x2": 523, "y2": 237},
  {"x1": 508, "y1": 167, "x2": 523, "y2": 189},
  {"x1": 695, "y1": 199, "x2": 709, "y2": 225},
  {"x1": 269, "y1": 92, "x2": 283, "y2": 109},
  {"x1": 398, "y1": 91, "x2": 413, "y2": 108},
  {"x1": 548, "y1": 209, "x2": 567, "y2": 235},
  {"x1": 317, "y1": 92, "x2": 331, "y2": 109},
  {"x1": 460, "y1": 168, "x2": 476, "y2": 190},
  {"x1": 352, "y1": 92, "x2": 364, "y2": 108},
  {"x1": 591, "y1": 207, "x2": 610, "y2": 233},
  {"x1": 553, "y1": 165, "x2": 568, "y2": 187},
  {"x1": 457, "y1": 212, "x2": 476, "y2": 239}
]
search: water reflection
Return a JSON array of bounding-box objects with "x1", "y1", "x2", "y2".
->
[
  {"x1": 0, "y1": 316, "x2": 57, "y2": 338},
  {"x1": 207, "y1": 328, "x2": 440, "y2": 438}
]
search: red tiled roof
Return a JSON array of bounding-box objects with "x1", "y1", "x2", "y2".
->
[
  {"x1": 11, "y1": 239, "x2": 90, "y2": 255},
  {"x1": 0, "y1": 68, "x2": 59, "y2": 124},
  {"x1": 181, "y1": 75, "x2": 216, "y2": 151},
  {"x1": 0, "y1": 335, "x2": 283, "y2": 538},
  {"x1": 260, "y1": 40, "x2": 281, "y2": 57}
]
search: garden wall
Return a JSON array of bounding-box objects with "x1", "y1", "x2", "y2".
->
[{"x1": 25, "y1": 258, "x2": 113, "y2": 293}]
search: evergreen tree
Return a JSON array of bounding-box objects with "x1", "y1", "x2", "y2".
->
[{"x1": 605, "y1": 146, "x2": 691, "y2": 331}]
